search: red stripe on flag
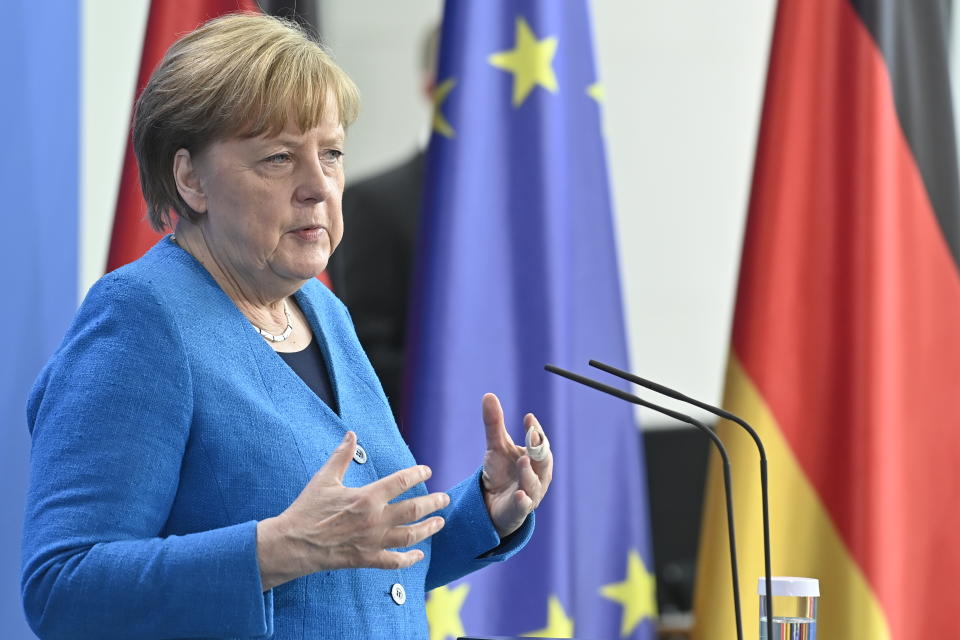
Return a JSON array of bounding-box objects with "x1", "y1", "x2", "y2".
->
[
  {"x1": 106, "y1": 0, "x2": 258, "y2": 273},
  {"x1": 731, "y1": 0, "x2": 960, "y2": 636}
]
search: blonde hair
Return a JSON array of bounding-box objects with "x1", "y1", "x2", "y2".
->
[{"x1": 133, "y1": 12, "x2": 360, "y2": 231}]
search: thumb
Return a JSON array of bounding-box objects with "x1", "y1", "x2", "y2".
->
[
  {"x1": 482, "y1": 393, "x2": 512, "y2": 447},
  {"x1": 316, "y1": 431, "x2": 357, "y2": 484}
]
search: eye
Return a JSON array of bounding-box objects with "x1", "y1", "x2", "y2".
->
[
  {"x1": 264, "y1": 152, "x2": 292, "y2": 164},
  {"x1": 322, "y1": 149, "x2": 344, "y2": 164}
]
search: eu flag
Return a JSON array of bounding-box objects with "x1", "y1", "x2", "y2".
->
[{"x1": 405, "y1": 2, "x2": 657, "y2": 638}]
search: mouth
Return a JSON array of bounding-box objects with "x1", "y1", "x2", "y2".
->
[{"x1": 290, "y1": 225, "x2": 328, "y2": 242}]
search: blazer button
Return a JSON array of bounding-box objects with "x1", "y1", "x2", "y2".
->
[
  {"x1": 391, "y1": 583, "x2": 406, "y2": 605},
  {"x1": 353, "y1": 444, "x2": 368, "y2": 464}
]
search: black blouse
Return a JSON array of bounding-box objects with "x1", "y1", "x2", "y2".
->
[{"x1": 277, "y1": 339, "x2": 339, "y2": 416}]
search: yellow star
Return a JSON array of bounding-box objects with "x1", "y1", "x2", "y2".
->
[
  {"x1": 432, "y1": 77, "x2": 457, "y2": 138},
  {"x1": 586, "y1": 82, "x2": 605, "y2": 103},
  {"x1": 521, "y1": 595, "x2": 574, "y2": 637},
  {"x1": 426, "y1": 583, "x2": 470, "y2": 640},
  {"x1": 488, "y1": 17, "x2": 558, "y2": 107},
  {"x1": 599, "y1": 550, "x2": 658, "y2": 637}
]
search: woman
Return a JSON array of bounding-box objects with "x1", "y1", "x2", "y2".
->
[{"x1": 22, "y1": 14, "x2": 552, "y2": 639}]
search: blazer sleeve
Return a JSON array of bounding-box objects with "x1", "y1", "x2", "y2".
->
[
  {"x1": 21, "y1": 274, "x2": 272, "y2": 640},
  {"x1": 425, "y1": 467, "x2": 535, "y2": 590}
]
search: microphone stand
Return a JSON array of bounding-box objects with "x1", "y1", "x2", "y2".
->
[
  {"x1": 545, "y1": 364, "x2": 744, "y2": 640},
  {"x1": 588, "y1": 359, "x2": 773, "y2": 640}
]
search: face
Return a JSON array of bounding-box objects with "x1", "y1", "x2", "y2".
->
[{"x1": 185, "y1": 109, "x2": 346, "y2": 291}]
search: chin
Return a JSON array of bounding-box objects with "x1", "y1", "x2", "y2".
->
[
  {"x1": 276, "y1": 248, "x2": 330, "y2": 281},
  {"x1": 272, "y1": 263, "x2": 327, "y2": 283},
  {"x1": 298, "y1": 263, "x2": 329, "y2": 280}
]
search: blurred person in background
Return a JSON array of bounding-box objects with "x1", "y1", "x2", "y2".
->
[{"x1": 329, "y1": 25, "x2": 439, "y2": 422}]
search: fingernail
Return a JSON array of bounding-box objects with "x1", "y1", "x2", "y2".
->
[{"x1": 421, "y1": 465, "x2": 432, "y2": 478}]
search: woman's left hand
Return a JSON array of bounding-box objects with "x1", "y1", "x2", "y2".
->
[{"x1": 480, "y1": 393, "x2": 554, "y2": 538}]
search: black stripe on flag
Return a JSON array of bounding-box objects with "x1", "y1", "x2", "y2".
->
[{"x1": 849, "y1": 0, "x2": 960, "y2": 272}]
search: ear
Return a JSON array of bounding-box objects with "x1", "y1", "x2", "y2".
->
[{"x1": 173, "y1": 148, "x2": 207, "y2": 214}]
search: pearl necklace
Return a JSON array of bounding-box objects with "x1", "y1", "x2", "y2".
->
[{"x1": 253, "y1": 300, "x2": 294, "y2": 342}]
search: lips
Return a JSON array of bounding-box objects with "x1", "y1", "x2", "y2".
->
[{"x1": 291, "y1": 225, "x2": 328, "y2": 242}]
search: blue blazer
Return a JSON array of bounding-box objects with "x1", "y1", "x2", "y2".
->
[{"x1": 22, "y1": 237, "x2": 533, "y2": 639}]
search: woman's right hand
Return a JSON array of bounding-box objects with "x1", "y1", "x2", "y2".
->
[{"x1": 256, "y1": 431, "x2": 449, "y2": 590}]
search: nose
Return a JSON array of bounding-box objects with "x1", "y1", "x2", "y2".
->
[{"x1": 294, "y1": 155, "x2": 336, "y2": 204}]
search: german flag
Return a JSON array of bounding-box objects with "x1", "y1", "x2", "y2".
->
[{"x1": 693, "y1": 1, "x2": 960, "y2": 639}]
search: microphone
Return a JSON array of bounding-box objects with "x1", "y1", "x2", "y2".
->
[
  {"x1": 544, "y1": 364, "x2": 744, "y2": 640},
  {"x1": 588, "y1": 359, "x2": 773, "y2": 640}
]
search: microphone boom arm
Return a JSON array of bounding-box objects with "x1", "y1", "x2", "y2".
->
[
  {"x1": 544, "y1": 364, "x2": 744, "y2": 640},
  {"x1": 588, "y1": 359, "x2": 773, "y2": 640}
]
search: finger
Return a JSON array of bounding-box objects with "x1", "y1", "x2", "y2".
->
[
  {"x1": 523, "y1": 420, "x2": 554, "y2": 491},
  {"x1": 512, "y1": 489, "x2": 535, "y2": 514},
  {"x1": 535, "y1": 449, "x2": 554, "y2": 491},
  {"x1": 368, "y1": 464, "x2": 432, "y2": 502},
  {"x1": 524, "y1": 413, "x2": 552, "y2": 473},
  {"x1": 381, "y1": 515, "x2": 446, "y2": 549},
  {"x1": 384, "y1": 491, "x2": 450, "y2": 526},
  {"x1": 370, "y1": 548, "x2": 426, "y2": 570},
  {"x1": 516, "y1": 455, "x2": 543, "y2": 505},
  {"x1": 315, "y1": 431, "x2": 357, "y2": 484},
  {"x1": 524, "y1": 414, "x2": 543, "y2": 446},
  {"x1": 482, "y1": 393, "x2": 514, "y2": 448}
]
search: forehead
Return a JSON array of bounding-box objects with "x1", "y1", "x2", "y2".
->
[
  {"x1": 233, "y1": 111, "x2": 345, "y2": 150},
  {"x1": 233, "y1": 90, "x2": 346, "y2": 141},
  {"x1": 264, "y1": 115, "x2": 344, "y2": 144}
]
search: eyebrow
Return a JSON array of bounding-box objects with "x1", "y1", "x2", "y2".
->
[{"x1": 271, "y1": 133, "x2": 345, "y2": 148}]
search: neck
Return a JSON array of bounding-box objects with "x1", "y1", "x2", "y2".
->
[{"x1": 172, "y1": 221, "x2": 301, "y2": 333}]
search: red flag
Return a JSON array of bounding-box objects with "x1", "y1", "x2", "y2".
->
[
  {"x1": 107, "y1": 0, "x2": 258, "y2": 273},
  {"x1": 694, "y1": 1, "x2": 960, "y2": 639}
]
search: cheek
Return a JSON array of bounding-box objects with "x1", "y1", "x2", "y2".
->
[
  {"x1": 330, "y1": 180, "x2": 346, "y2": 247},
  {"x1": 232, "y1": 201, "x2": 280, "y2": 242},
  {"x1": 243, "y1": 186, "x2": 293, "y2": 240},
  {"x1": 329, "y1": 212, "x2": 344, "y2": 254},
  {"x1": 208, "y1": 177, "x2": 277, "y2": 229}
]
